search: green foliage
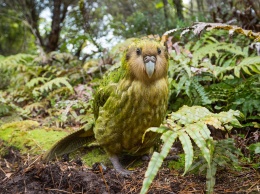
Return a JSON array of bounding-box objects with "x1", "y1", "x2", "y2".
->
[
  {"x1": 190, "y1": 138, "x2": 241, "y2": 192},
  {"x1": 248, "y1": 142, "x2": 260, "y2": 155},
  {"x1": 167, "y1": 24, "x2": 260, "y2": 121},
  {"x1": 141, "y1": 106, "x2": 242, "y2": 194},
  {"x1": 0, "y1": 21, "x2": 259, "y2": 193},
  {"x1": 207, "y1": 75, "x2": 260, "y2": 117},
  {"x1": 108, "y1": 0, "x2": 176, "y2": 38},
  {"x1": 0, "y1": 9, "x2": 36, "y2": 55},
  {"x1": 140, "y1": 23, "x2": 260, "y2": 193},
  {"x1": 0, "y1": 52, "x2": 93, "y2": 128}
]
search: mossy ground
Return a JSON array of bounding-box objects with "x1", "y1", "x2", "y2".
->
[
  {"x1": 0, "y1": 120, "x2": 111, "y2": 167},
  {"x1": 0, "y1": 120, "x2": 69, "y2": 155},
  {"x1": 0, "y1": 120, "x2": 259, "y2": 193},
  {"x1": 168, "y1": 153, "x2": 185, "y2": 171}
]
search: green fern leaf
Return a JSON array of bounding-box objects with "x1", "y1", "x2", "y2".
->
[
  {"x1": 170, "y1": 105, "x2": 211, "y2": 124},
  {"x1": 250, "y1": 64, "x2": 260, "y2": 74},
  {"x1": 234, "y1": 56, "x2": 260, "y2": 77},
  {"x1": 142, "y1": 106, "x2": 243, "y2": 193},
  {"x1": 192, "y1": 79, "x2": 212, "y2": 105},
  {"x1": 186, "y1": 124, "x2": 211, "y2": 164},
  {"x1": 140, "y1": 130, "x2": 178, "y2": 194},
  {"x1": 26, "y1": 77, "x2": 48, "y2": 88},
  {"x1": 24, "y1": 102, "x2": 46, "y2": 114},
  {"x1": 206, "y1": 160, "x2": 217, "y2": 193},
  {"x1": 192, "y1": 43, "x2": 245, "y2": 66},
  {"x1": 216, "y1": 109, "x2": 243, "y2": 128},
  {"x1": 178, "y1": 131, "x2": 193, "y2": 174},
  {"x1": 142, "y1": 126, "x2": 169, "y2": 142},
  {"x1": 33, "y1": 77, "x2": 74, "y2": 96}
]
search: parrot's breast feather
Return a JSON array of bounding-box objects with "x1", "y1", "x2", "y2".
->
[{"x1": 94, "y1": 77, "x2": 168, "y2": 155}]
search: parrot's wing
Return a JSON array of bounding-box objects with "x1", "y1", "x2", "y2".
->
[
  {"x1": 93, "y1": 65, "x2": 124, "y2": 120},
  {"x1": 93, "y1": 83, "x2": 117, "y2": 120}
]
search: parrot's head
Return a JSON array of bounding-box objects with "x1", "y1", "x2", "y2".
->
[{"x1": 124, "y1": 39, "x2": 168, "y2": 82}]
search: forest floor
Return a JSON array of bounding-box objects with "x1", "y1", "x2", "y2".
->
[{"x1": 0, "y1": 144, "x2": 259, "y2": 194}]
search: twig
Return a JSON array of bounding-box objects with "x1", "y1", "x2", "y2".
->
[
  {"x1": 99, "y1": 164, "x2": 109, "y2": 193},
  {"x1": 0, "y1": 166, "x2": 6, "y2": 176},
  {"x1": 45, "y1": 188, "x2": 82, "y2": 193}
]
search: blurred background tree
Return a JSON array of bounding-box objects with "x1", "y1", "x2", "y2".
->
[{"x1": 0, "y1": 0, "x2": 259, "y2": 58}]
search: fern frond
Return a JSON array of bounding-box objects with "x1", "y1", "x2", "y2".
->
[
  {"x1": 0, "y1": 103, "x2": 12, "y2": 116},
  {"x1": 0, "y1": 54, "x2": 35, "y2": 72},
  {"x1": 185, "y1": 124, "x2": 212, "y2": 164},
  {"x1": 141, "y1": 130, "x2": 178, "y2": 194},
  {"x1": 141, "y1": 106, "x2": 242, "y2": 193},
  {"x1": 46, "y1": 87, "x2": 72, "y2": 101},
  {"x1": 234, "y1": 56, "x2": 260, "y2": 77},
  {"x1": 33, "y1": 77, "x2": 74, "y2": 97},
  {"x1": 178, "y1": 131, "x2": 193, "y2": 174},
  {"x1": 192, "y1": 78, "x2": 212, "y2": 105},
  {"x1": 192, "y1": 43, "x2": 245, "y2": 66},
  {"x1": 26, "y1": 77, "x2": 48, "y2": 88},
  {"x1": 24, "y1": 101, "x2": 48, "y2": 115},
  {"x1": 164, "y1": 22, "x2": 260, "y2": 41}
]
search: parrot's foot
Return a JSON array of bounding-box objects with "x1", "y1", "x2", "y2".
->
[
  {"x1": 141, "y1": 154, "x2": 151, "y2": 161},
  {"x1": 109, "y1": 155, "x2": 133, "y2": 176}
]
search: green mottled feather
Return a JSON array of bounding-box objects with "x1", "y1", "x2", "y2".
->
[
  {"x1": 44, "y1": 38, "x2": 169, "y2": 164},
  {"x1": 93, "y1": 38, "x2": 169, "y2": 156}
]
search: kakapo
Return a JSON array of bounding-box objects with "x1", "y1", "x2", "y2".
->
[{"x1": 43, "y1": 38, "x2": 169, "y2": 175}]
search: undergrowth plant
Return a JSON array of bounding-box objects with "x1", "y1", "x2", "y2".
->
[
  {"x1": 167, "y1": 23, "x2": 260, "y2": 122},
  {"x1": 0, "y1": 52, "x2": 93, "y2": 127},
  {"x1": 0, "y1": 22, "x2": 259, "y2": 193},
  {"x1": 141, "y1": 106, "x2": 242, "y2": 194},
  {"x1": 141, "y1": 23, "x2": 260, "y2": 193}
]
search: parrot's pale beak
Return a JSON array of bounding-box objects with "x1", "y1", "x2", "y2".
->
[{"x1": 144, "y1": 56, "x2": 156, "y2": 78}]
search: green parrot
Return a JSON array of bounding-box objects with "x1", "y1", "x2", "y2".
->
[{"x1": 43, "y1": 38, "x2": 169, "y2": 175}]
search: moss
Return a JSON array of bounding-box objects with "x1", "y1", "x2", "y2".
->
[
  {"x1": 0, "y1": 120, "x2": 40, "y2": 130},
  {"x1": 0, "y1": 120, "x2": 68, "y2": 155},
  {"x1": 82, "y1": 147, "x2": 110, "y2": 167},
  {"x1": 167, "y1": 154, "x2": 185, "y2": 171}
]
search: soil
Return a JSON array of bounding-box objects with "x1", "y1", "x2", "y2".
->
[{"x1": 0, "y1": 145, "x2": 259, "y2": 194}]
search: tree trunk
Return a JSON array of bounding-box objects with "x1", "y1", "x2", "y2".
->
[
  {"x1": 173, "y1": 0, "x2": 184, "y2": 20},
  {"x1": 46, "y1": 0, "x2": 68, "y2": 53},
  {"x1": 162, "y1": 0, "x2": 169, "y2": 29},
  {"x1": 196, "y1": 0, "x2": 204, "y2": 13},
  {"x1": 190, "y1": 0, "x2": 193, "y2": 17}
]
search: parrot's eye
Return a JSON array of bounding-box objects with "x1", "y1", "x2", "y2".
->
[
  {"x1": 157, "y1": 48, "x2": 161, "y2": 54},
  {"x1": 136, "y1": 48, "x2": 142, "y2": 55}
]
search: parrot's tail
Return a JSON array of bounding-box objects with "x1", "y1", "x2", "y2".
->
[{"x1": 43, "y1": 127, "x2": 95, "y2": 161}]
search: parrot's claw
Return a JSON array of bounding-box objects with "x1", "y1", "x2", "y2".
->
[
  {"x1": 109, "y1": 156, "x2": 133, "y2": 176},
  {"x1": 141, "y1": 154, "x2": 151, "y2": 161}
]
